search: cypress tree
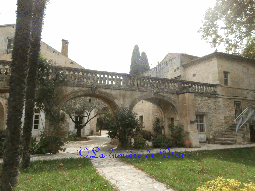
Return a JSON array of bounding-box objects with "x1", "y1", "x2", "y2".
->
[
  {"x1": 140, "y1": 52, "x2": 150, "y2": 73},
  {"x1": 130, "y1": 45, "x2": 141, "y2": 75},
  {"x1": 130, "y1": 45, "x2": 150, "y2": 76}
]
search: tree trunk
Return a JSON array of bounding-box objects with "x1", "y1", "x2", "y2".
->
[
  {"x1": 77, "y1": 126, "x2": 82, "y2": 138},
  {"x1": 22, "y1": 0, "x2": 46, "y2": 170},
  {"x1": 1, "y1": 0, "x2": 33, "y2": 190}
]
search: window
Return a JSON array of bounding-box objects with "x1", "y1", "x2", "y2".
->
[
  {"x1": 75, "y1": 116, "x2": 83, "y2": 128},
  {"x1": 33, "y1": 108, "x2": 40, "y2": 129},
  {"x1": 223, "y1": 71, "x2": 228, "y2": 85},
  {"x1": 139, "y1": 115, "x2": 143, "y2": 126},
  {"x1": 196, "y1": 115, "x2": 205, "y2": 132},
  {"x1": 170, "y1": 118, "x2": 174, "y2": 125},
  {"x1": 7, "y1": 38, "x2": 14, "y2": 54},
  {"x1": 234, "y1": 101, "x2": 242, "y2": 118}
]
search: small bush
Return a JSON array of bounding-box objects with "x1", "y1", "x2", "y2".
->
[
  {"x1": 30, "y1": 137, "x2": 40, "y2": 155},
  {"x1": 197, "y1": 176, "x2": 255, "y2": 191},
  {"x1": 153, "y1": 117, "x2": 164, "y2": 136},
  {"x1": 152, "y1": 135, "x2": 172, "y2": 148},
  {"x1": 34, "y1": 124, "x2": 68, "y2": 154},
  {"x1": 140, "y1": 130, "x2": 151, "y2": 141},
  {"x1": 168, "y1": 124, "x2": 188, "y2": 147},
  {"x1": 66, "y1": 132, "x2": 77, "y2": 141},
  {"x1": 133, "y1": 133, "x2": 147, "y2": 149}
]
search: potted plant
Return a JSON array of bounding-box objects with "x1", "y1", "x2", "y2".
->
[{"x1": 183, "y1": 140, "x2": 191, "y2": 148}]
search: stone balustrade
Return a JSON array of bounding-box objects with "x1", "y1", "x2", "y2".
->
[
  {"x1": 53, "y1": 66, "x2": 218, "y2": 95},
  {"x1": 0, "y1": 62, "x2": 218, "y2": 95}
]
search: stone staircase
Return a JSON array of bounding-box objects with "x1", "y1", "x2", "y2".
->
[
  {"x1": 215, "y1": 107, "x2": 255, "y2": 145},
  {"x1": 214, "y1": 124, "x2": 238, "y2": 145}
]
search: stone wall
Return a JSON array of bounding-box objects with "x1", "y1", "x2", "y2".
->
[
  {"x1": 0, "y1": 24, "x2": 83, "y2": 69},
  {"x1": 194, "y1": 94, "x2": 255, "y2": 143},
  {"x1": 133, "y1": 100, "x2": 162, "y2": 133},
  {"x1": 0, "y1": 95, "x2": 8, "y2": 130},
  {"x1": 181, "y1": 57, "x2": 219, "y2": 84},
  {"x1": 143, "y1": 53, "x2": 198, "y2": 79},
  {"x1": 194, "y1": 95, "x2": 224, "y2": 140}
]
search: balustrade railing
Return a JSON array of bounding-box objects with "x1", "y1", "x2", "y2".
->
[{"x1": 0, "y1": 62, "x2": 218, "y2": 95}]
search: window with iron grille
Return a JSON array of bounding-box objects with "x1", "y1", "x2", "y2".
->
[
  {"x1": 196, "y1": 115, "x2": 205, "y2": 132},
  {"x1": 223, "y1": 71, "x2": 228, "y2": 85},
  {"x1": 7, "y1": 38, "x2": 14, "y2": 54}
]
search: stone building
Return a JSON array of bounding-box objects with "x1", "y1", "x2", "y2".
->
[
  {"x1": 0, "y1": 24, "x2": 96, "y2": 138},
  {"x1": 138, "y1": 52, "x2": 255, "y2": 144},
  {"x1": 1, "y1": 23, "x2": 255, "y2": 145}
]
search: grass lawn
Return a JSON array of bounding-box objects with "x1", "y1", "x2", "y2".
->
[
  {"x1": 121, "y1": 147, "x2": 255, "y2": 191},
  {"x1": 0, "y1": 158, "x2": 118, "y2": 191}
]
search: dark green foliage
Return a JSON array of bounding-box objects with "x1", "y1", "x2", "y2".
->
[
  {"x1": 101, "y1": 107, "x2": 140, "y2": 149},
  {"x1": 29, "y1": 137, "x2": 46, "y2": 155},
  {"x1": 199, "y1": 0, "x2": 255, "y2": 58},
  {"x1": 168, "y1": 124, "x2": 188, "y2": 147},
  {"x1": 140, "y1": 52, "x2": 150, "y2": 73},
  {"x1": 152, "y1": 135, "x2": 172, "y2": 148},
  {"x1": 30, "y1": 125, "x2": 67, "y2": 155},
  {"x1": 130, "y1": 45, "x2": 150, "y2": 75},
  {"x1": 153, "y1": 117, "x2": 164, "y2": 136},
  {"x1": 140, "y1": 130, "x2": 151, "y2": 141},
  {"x1": 0, "y1": 129, "x2": 6, "y2": 158},
  {"x1": 133, "y1": 133, "x2": 147, "y2": 149},
  {"x1": 35, "y1": 58, "x2": 66, "y2": 114}
]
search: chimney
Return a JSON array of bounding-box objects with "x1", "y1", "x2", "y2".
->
[{"x1": 61, "y1": 39, "x2": 69, "y2": 57}]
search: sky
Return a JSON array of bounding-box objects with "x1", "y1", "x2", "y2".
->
[{"x1": 0, "y1": 0, "x2": 225, "y2": 74}]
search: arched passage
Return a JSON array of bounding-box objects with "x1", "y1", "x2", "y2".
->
[
  {"x1": 130, "y1": 94, "x2": 179, "y2": 136},
  {"x1": 54, "y1": 89, "x2": 119, "y2": 137}
]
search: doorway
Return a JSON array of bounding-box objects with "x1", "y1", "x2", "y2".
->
[{"x1": 250, "y1": 125, "x2": 255, "y2": 142}]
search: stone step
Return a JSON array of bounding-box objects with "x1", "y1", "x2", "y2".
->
[
  {"x1": 214, "y1": 141, "x2": 236, "y2": 145},
  {"x1": 215, "y1": 138, "x2": 236, "y2": 141}
]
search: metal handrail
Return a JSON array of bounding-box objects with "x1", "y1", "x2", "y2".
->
[
  {"x1": 235, "y1": 108, "x2": 255, "y2": 133},
  {"x1": 234, "y1": 107, "x2": 248, "y2": 123}
]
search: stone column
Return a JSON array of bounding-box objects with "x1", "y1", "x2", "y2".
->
[{"x1": 179, "y1": 93, "x2": 200, "y2": 147}]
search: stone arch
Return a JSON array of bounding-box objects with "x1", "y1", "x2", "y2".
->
[
  {"x1": 56, "y1": 89, "x2": 119, "y2": 113},
  {"x1": 0, "y1": 100, "x2": 5, "y2": 130},
  {"x1": 129, "y1": 94, "x2": 179, "y2": 118},
  {"x1": 130, "y1": 94, "x2": 179, "y2": 136}
]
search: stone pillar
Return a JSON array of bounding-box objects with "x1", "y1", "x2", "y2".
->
[{"x1": 179, "y1": 93, "x2": 200, "y2": 147}]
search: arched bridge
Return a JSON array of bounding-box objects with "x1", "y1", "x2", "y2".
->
[{"x1": 0, "y1": 60, "x2": 219, "y2": 147}]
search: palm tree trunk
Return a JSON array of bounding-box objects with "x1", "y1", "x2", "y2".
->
[
  {"x1": 1, "y1": 0, "x2": 33, "y2": 190},
  {"x1": 22, "y1": 0, "x2": 46, "y2": 170}
]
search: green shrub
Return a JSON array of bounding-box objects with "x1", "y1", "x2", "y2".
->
[
  {"x1": 197, "y1": 176, "x2": 255, "y2": 191},
  {"x1": 101, "y1": 107, "x2": 140, "y2": 149},
  {"x1": 29, "y1": 137, "x2": 40, "y2": 154},
  {"x1": 0, "y1": 129, "x2": 6, "y2": 157},
  {"x1": 168, "y1": 124, "x2": 188, "y2": 147},
  {"x1": 152, "y1": 135, "x2": 172, "y2": 148},
  {"x1": 66, "y1": 132, "x2": 77, "y2": 141},
  {"x1": 140, "y1": 130, "x2": 151, "y2": 141},
  {"x1": 153, "y1": 117, "x2": 164, "y2": 136},
  {"x1": 33, "y1": 124, "x2": 67, "y2": 155},
  {"x1": 133, "y1": 133, "x2": 147, "y2": 149}
]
